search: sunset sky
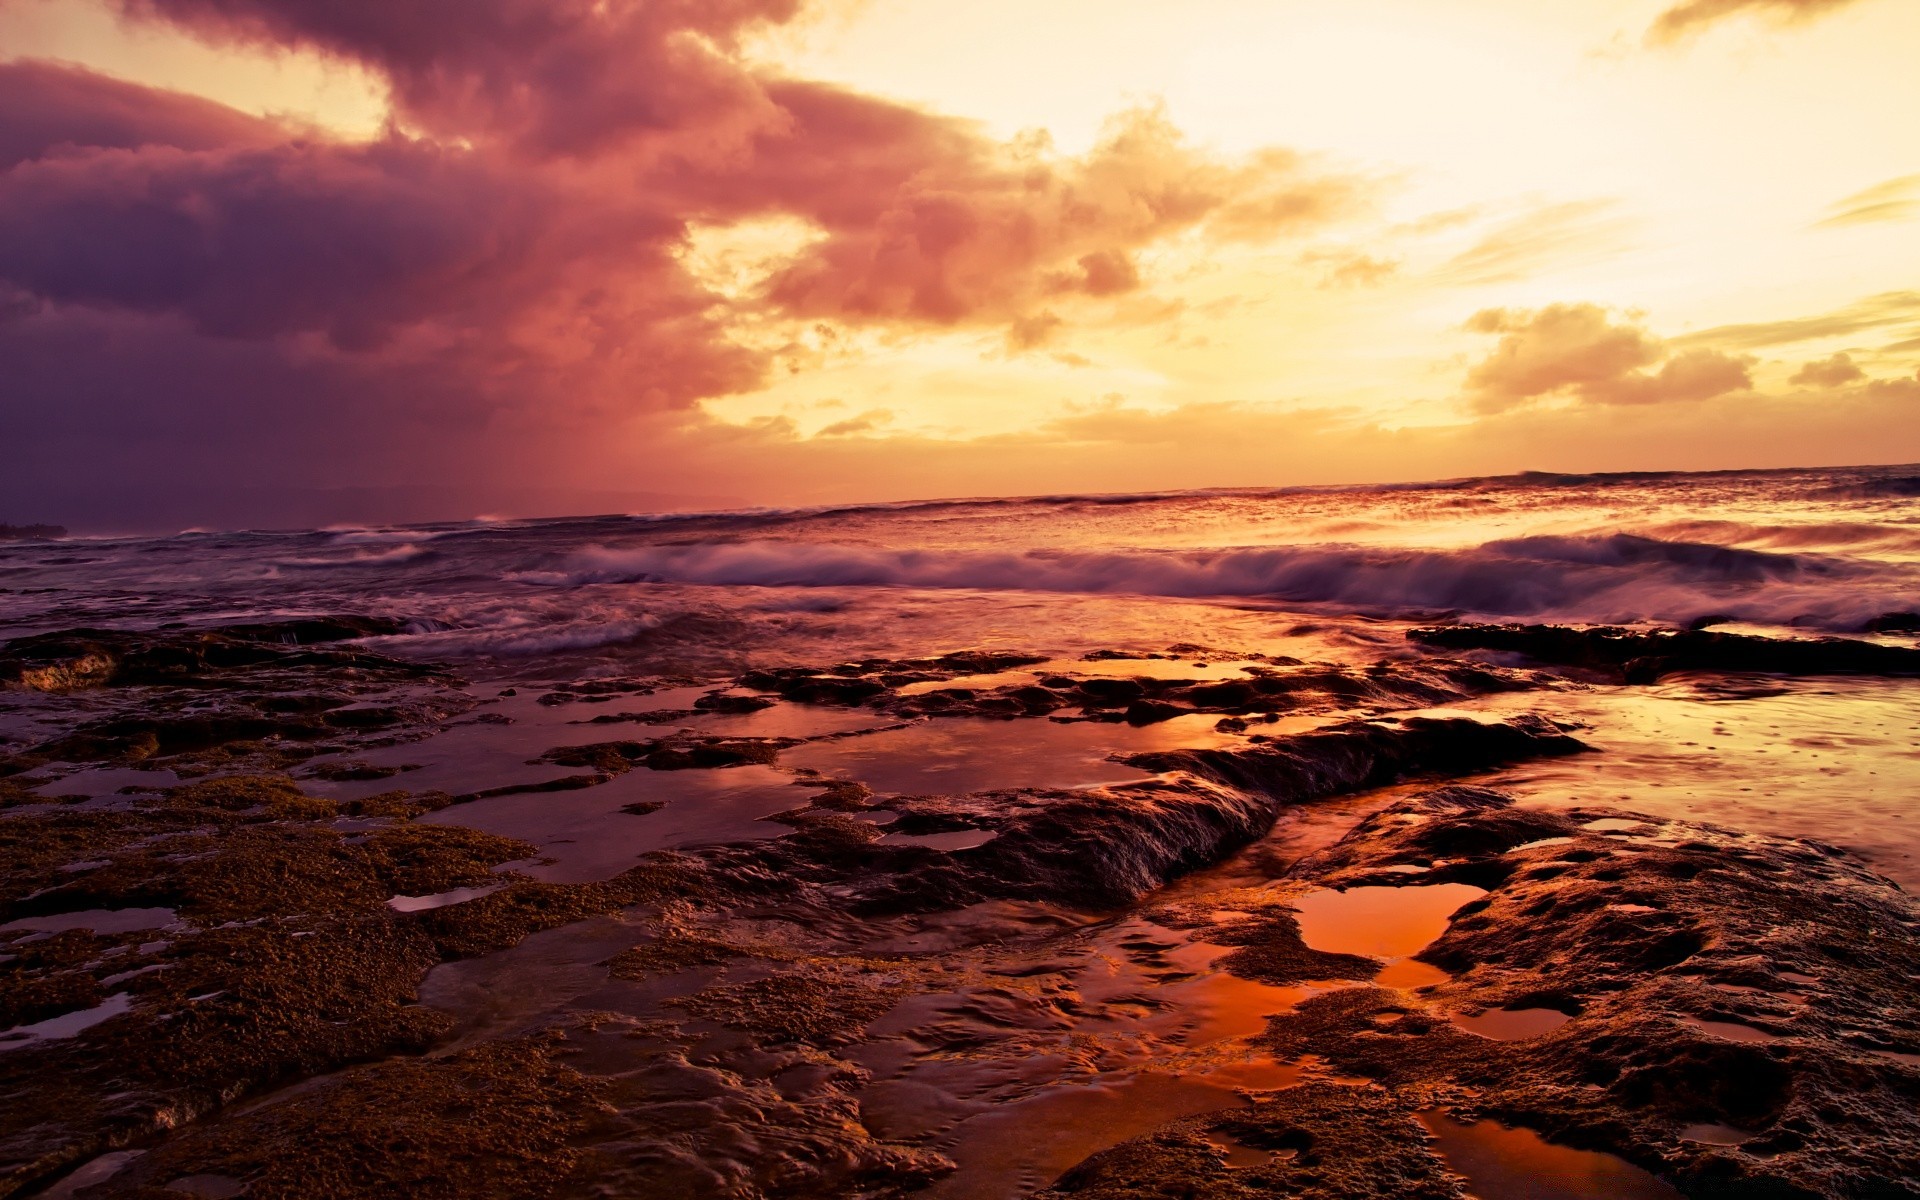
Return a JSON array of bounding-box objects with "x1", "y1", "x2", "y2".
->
[{"x1": 3, "y1": 0, "x2": 1917, "y2": 528}]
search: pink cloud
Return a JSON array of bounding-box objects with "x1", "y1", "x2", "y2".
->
[{"x1": 1464, "y1": 304, "x2": 1753, "y2": 410}]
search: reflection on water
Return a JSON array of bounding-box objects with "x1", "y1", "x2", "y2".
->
[
  {"x1": 1292, "y1": 883, "x2": 1487, "y2": 960},
  {"x1": 1418, "y1": 1111, "x2": 1682, "y2": 1200},
  {"x1": 1449, "y1": 678, "x2": 1920, "y2": 889},
  {"x1": 1683, "y1": 1016, "x2": 1780, "y2": 1044},
  {"x1": 1681, "y1": 1123, "x2": 1754, "y2": 1146},
  {"x1": 916, "y1": 1070, "x2": 1285, "y2": 1200},
  {"x1": 881, "y1": 917, "x2": 1313, "y2": 1200},
  {"x1": 1454, "y1": 1006, "x2": 1573, "y2": 1041},
  {"x1": 782, "y1": 718, "x2": 1169, "y2": 796},
  {"x1": 421, "y1": 764, "x2": 800, "y2": 882}
]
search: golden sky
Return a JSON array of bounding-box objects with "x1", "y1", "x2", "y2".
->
[{"x1": 2, "y1": 0, "x2": 1917, "y2": 517}]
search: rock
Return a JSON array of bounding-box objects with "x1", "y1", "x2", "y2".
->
[{"x1": 1409, "y1": 622, "x2": 1920, "y2": 682}]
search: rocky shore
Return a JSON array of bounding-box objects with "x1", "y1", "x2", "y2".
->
[{"x1": 2, "y1": 618, "x2": 1917, "y2": 1198}]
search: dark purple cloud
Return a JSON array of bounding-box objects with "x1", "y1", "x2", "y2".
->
[
  {"x1": 0, "y1": 59, "x2": 281, "y2": 169},
  {"x1": 114, "y1": 0, "x2": 804, "y2": 154},
  {"x1": 0, "y1": 1, "x2": 1364, "y2": 530}
]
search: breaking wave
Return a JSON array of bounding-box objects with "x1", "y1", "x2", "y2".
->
[
  {"x1": 276, "y1": 543, "x2": 435, "y2": 569},
  {"x1": 511, "y1": 533, "x2": 1913, "y2": 630}
]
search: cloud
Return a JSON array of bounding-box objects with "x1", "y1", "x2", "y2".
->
[
  {"x1": 1463, "y1": 304, "x2": 1752, "y2": 411},
  {"x1": 0, "y1": 59, "x2": 283, "y2": 169},
  {"x1": 0, "y1": 0, "x2": 1372, "y2": 527},
  {"x1": 112, "y1": 0, "x2": 805, "y2": 157},
  {"x1": 1815, "y1": 175, "x2": 1920, "y2": 228},
  {"x1": 743, "y1": 100, "x2": 1361, "y2": 326},
  {"x1": 815, "y1": 409, "x2": 892, "y2": 437},
  {"x1": 1006, "y1": 310, "x2": 1065, "y2": 352},
  {"x1": 1436, "y1": 200, "x2": 1634, "y2": 286},
  {"x1": 1678, "y1": 290, "x2": 1920, "y2": 349},
  {"x1": 1648, "y1": 0, "x2": 1868, "y2": 42},
  {"x1": 1302, "y1": 248, "x2": 1399, "y2": 289},
  {"x1": 1789, "y1": 352, "x2": 1867, "y2": 386}
]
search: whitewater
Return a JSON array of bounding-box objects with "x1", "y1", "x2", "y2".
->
[{"x1": 4, "y1": 465, "x2": 1916, "y2": 671}]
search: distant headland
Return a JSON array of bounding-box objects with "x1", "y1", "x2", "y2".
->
[{"x1": 0, "y1": 523, "x2": 67, "y2": 540}]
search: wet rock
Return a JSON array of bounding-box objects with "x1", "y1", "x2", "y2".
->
[
  {"x1": 0, "y1": 620, "x2": 427, "y2": 693},
  {"x1": 539, "y1": 735, "x2": 794, "y2": 775},
  {"x1": 0, "y1": 773, "x2": 687, "y2": 1194},
  {"x1": 673, "y1": 971, "x2": 908, "y2": 1047},
  {"x1": 453, "y1": 773, "x2": 610, "y2": 802},
  {"x1": 1036, "y1": 1083, "x2": 1465, "y2": 1200},
  {"x1": 1410, "y1": 622, "x2": 1920, "y2": 682},
  {"x1": 1235, "y1": 788, "x2": 1920, "y2": 1199},
  {"x1": 834, "y1": 716, "x2": 1586, "y2": 912},
  {"x1": 1866, "y1": 611, "x2": 1920, "y2": 634},
  {"x1": 693, "y1": 691, "x2": 776, "y2": 714},
  {"x1": 737, "y1": 669, "x2": 889, "y2": 706},
  {"x1": 72, "y1": 1032, "x2": 606, "y2": 1200}
]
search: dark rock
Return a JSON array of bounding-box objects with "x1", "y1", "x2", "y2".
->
[{"x1": 1410, "y1": 622, "x2": 1920, "y2": 682}]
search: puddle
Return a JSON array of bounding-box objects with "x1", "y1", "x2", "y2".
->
[
  {"x1": 303, "y1": 688, "x2": 715, "y2": 801},
  {"x1": 1376, "y1": 958, "x2": 1450, "y2": 990},
  {"x1": 1205, "y1": 1129, "x2": 1298, "y2": 1169},
  {"x1": 781, "y1": 718, "x2": 1155, "y2": 796},
  {"x1": 1459, "y1": 680, "x2": 1920, "y2": 891},
  {"x1": 896, "y1": 670, "x2": 1041, "y2": 696},
  {"x1": 1453, "y1": 1007, "x2": 1573, "y2": 1041},
  {"x1": 0, "y1": 993, "x2": 133, "y2": 1051},
  {"x1": 2, "y1": 908, "x2": 178, "y2": 936},
  {"x1": 386, "y1": 884, "x2": 502, "y2": 913},
  {"x1": 1419, "y1": 1111, "x2": 1683, "y2": 1199},
  {"x1": 876, "y1": 829, "x2": 999, "y2": 851},
  {"x1": 1684, "y1": 1017, "x2": 1781, "y2": 1043},
  {"x1": 29, "y1": 766, "x2": 179, "y2": 798},
  {"x1": 915, "y1": 1069, "x2": 1286, "y2": 1200},
  {"x1": 164, "y1": 1175, "x2": 248, "y2": 1198},
  {"x1": 1681, "y1": 1123, "x2": 1754, "y2": 1145},
  {"x1": 1074, "y1": 658, "x2": 1268, "y2": 681},
  {"x1": 856, "y1": 915, "x2": 1312, "y2": 1200},
  {"x1": 37, "y1": 1150, "x2": 145, "y2": 1198},
  {"x1": 1582, "y1": 818, "x2": 1649, "y2": 833},
  {"x1": 1512, "y1": 836, "x2": 1574, "y2": 852},
  {"x1": 1292, "y1": 883, "x2": 1487, "y2": 960},
  {"x1": 420, "y1": 764, "x2": 798, "y2": 882},
  {"x1": 418, "y1": 913, "x2": 665, "y2": 1047}
]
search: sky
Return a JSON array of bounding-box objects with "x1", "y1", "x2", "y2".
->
[{"x1": 1, "y1": 0, "x2": 1917, "y2": 528}]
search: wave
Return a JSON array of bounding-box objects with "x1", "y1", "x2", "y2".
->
[
  {"x1": 275, "y1": 543, "x2": 435, "y2": 569},
  {"x1": 1629, "y1": 519, "x2": 1920, "y2": 557},
  {"x1": 508, "y1": 533, "x2": 1913, "y2": 630},
  {"x1": 364, "y1": 612, "x2": 664, "y2": 656},
  {"x1": 322, "y1": 526, "x2": 450, "y2": 546}
]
